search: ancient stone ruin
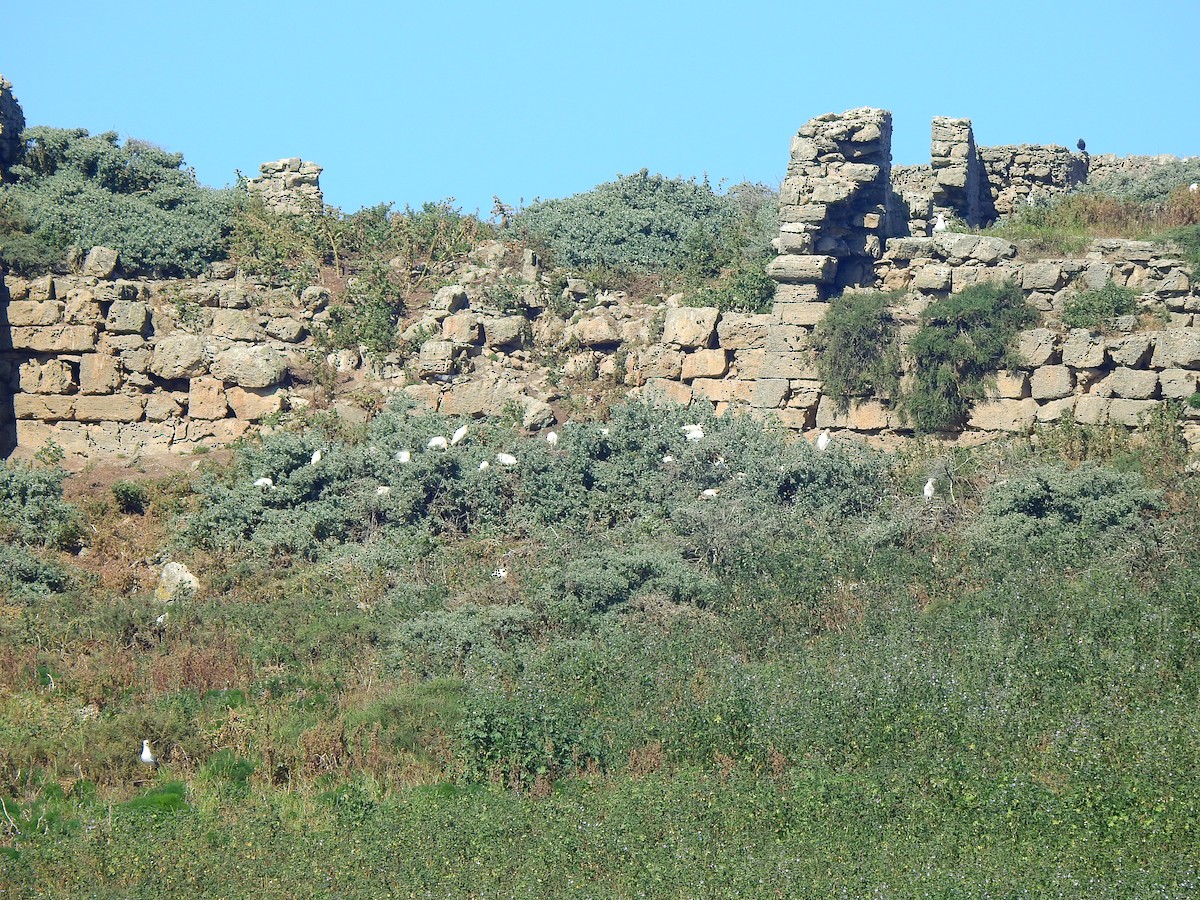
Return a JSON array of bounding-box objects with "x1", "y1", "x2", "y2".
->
[
  {"x1": 0, "y1": 76, "x2": 25, "y2": 177},
  {"x1": 246, "y1": 158, "x2": 323, "y2": 214}
]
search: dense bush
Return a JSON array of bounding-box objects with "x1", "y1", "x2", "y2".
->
[
  {"x1": 0, "y1": 461, "x2": 83, "y2": 550},
  {"x1": 1087, "y1": 158, "x2": 1200, "y2": 205},
  {"x1": 902, "y1": 280, "x2": 1037, "y2": 432},
  {"x1": 1061, "y1": 280, "x2": 1138, "y2": 329},
  {"x1": 0, "y1": 127, "x2": 234, "y2": 276},
  {"x1": 812, "y1": 290, "x2": 902, "y2": 412}
]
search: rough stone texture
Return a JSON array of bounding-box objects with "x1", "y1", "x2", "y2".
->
[
  {"x1": 681, "y1": 349, "x2": 729, "y2": 381},
  {"x1": 1160, "y1": 368, "x2": 1199, "y2": 399},
  {"x1": 815, "y1": 397, "x2": 894, "y2": 431},
  {"x1": 83, "y1": 246, "x2": 119, "y2": 279},
  {"x1": 73, "y1": 394, "x2": 145, "y2": 423},
  {"x1": 418, "y1": 340, "x2": 460, "y2": 377},
  {"x1": 1016, "y1": 328, "x2": 1059, "y2": 366},
  {"x1": 79, "y1": 354, "x2": 121, "y2": 394},
  {"x1": 750, "y1": 379, "x2": 790, "y2": 409},
  {"x1": 1074, "y1": 396, "x2": 1110, "y2": 425},
  {"x1": 209, "y1": 345, "x2": 287, "y2": 388},
  {"x1": 150, "y1": 334, "x2": 208, "y2": 379},
  {"x1": 246, "y1": 158, "x2": 323, "y2": 215},
  {"x1": 1108, "y1": 398, "x2": 1160, "y2": 426},
  {"x1": 636, "y1": 346, "x2": 684, "y2": 381},
  {"x1": 1029, "y1": 366, "x2": 1073, "y2": 400},
  {"x1": 6, "y1": 300, "x2": 63, "y2": 327},
  {"x1": 1061, "y1": 330, "x2": 1107, "y2": 368},
  {"x1": 663, "y1": 308, "x2": 719, "y2": 349},
  {"x1": 985, "y1": 371, "x2": 1030, "y2": 399},
  {"x1": 1107, "y1": 333, "x2": 1154, "y2": 367},
  {"x1": 766, "y1": 255, "x2": 837, "y2": 284},
  {"x1": 105, "y1": 298, "x2": 149, "y2": 335},
  {"x1": 188, "y1": 377, "x2": 228, "y2": 420},
  {"x1": 1150, "y1": 330, "x2": 1200, "y2": 369},
  {"x1": 442, "y1": 313, "x2": 481, "y2": 345},
  {"x1": 483, "y1": 316, "x2": 527, "y2": 348},
  {"x1": 775, "y1": 302, "x2": 830, "y2": 327},
  {"x1": 929, "y1": 116, "x2": 992, "y2": 227},
  {"x1": 570, "y1": 313, "x2": 621, "y2": 347},
  {"x1": 156, "y1": 562, "x2": 199, "y2": 602},
  {"x1": 226, "y1": 386, "x2": 283, "y2": 421},
  {"x1": 978, "y1": 144, "x2": 1087, "y2": 215},
  {"x1": 0, "y1": 75, "x2": 24, "y2": 174},
  {"x1": 967, "y1": 398, "x2": 1039, "y2": 432},
  {"x1": 1096, "y1": 367, "x2": 1160, "y2": 399},
  {"x1": 19, "y1": 359, "x2": 75, "y2": 395},
  {"x1": 10, "y1": 325, "x2": 97, "y2": 353},
  {"x1": 211, "y1": 309, "x2": 261, "y2": 342}
]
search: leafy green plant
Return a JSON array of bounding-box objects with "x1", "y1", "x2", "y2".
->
[
  {"x1": 902, "y1": 280, "x2": 1037, "y2": 432},
  {"x1": 685, "y1": 255, "x2": 776, "y2": 313},
  {"x1": 813, "y1": 290, "x2": 902, "y2": 412},
  {"x1": 1061, "y1": 280, "x2": 1137, "y2": 329},
  {"x1": 0, "y1": 461, "x2": 83, "y2": 550},
  {"x1": 111, "y1": 480, "x2": 147, "y2": 515},
  {"x1": 320, "y1": 259, "x2": 406, "y2": 353}
]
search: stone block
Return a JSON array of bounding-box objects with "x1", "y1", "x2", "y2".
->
[
  {"x1": 77, "y1": 353, "x2": 120, "y2": 395},
  {"x1": 774, "y1": 407, "x2": 815, "y2": 430},
  {"x1": 144, "y1": 393, "x2": 184, "y2": 422},
  {"x1": 442, "y1": 312, "x2": 482, "y2": 345},
  {"x1": 1022, "y1": 262, "x2": 1065, "y2": 291},
  {"x1": 788, "y1": 380, "x2": 823, "y2": 410},
  {"x1": 716, "y1": 313, "x2": 774, "y2": 350},
  {"x1": 758, "y1": 351, "x2": 817, "y2": 380},
  {"x1": 226, "y1": 386, "x2": 284, "y2": 421},
  {"x1": 150, "y1": 334, "x2": 208, "y2": 379},
  {"x1": 774, "y1": 302, "x2": 829, "y2": 327},
  {"x1": 1017, "y1": 328, "x2": 1058, "y2": 366},
  {"x1": 1100, "y1": 367, "x2": 1160, "y2": 399},
  {"x1": 816, "y1": 397, "x2": 894, "y2": 431},
  {"x1": 985, "y1": 371, "x2": 1030, "y2": 399},
  {"x1": 18, "y1": 359, "x2": 76, "y2": 394},
  {"x1": 209, "y1": 345, "x2": 288, "y2": 388},
  {"x1": 681, "y1": 349, "x2": 729, "y2": 381},
  {"x1": 764, "y1": 325, "x2": 810, "y2": 353},
  {"x1": 73, "y1": 394, "x2": 145, "y2": 423},
  {"x1": 1150, "y1": 329, "x2": 1200, "y2": 369},
  {"x1": 188, "y1": 377, "x2": 228, "y2": 420},
  {"x1": 750, "y1": 378, "x2": 790, "y2": 409},
  {"x1": 967, "y1": 398, "x2": 1039, "y2": 432},
  {"x1": 570, "y1": 313, "x2": 621, "y2": 347},
  {"x1": 13, "y1": 395, "x2": 75, "y2": 420},
  {"x1": 776, "y1": 231, "x2": 815, "y2": 254},
  {"x1": 636, "y1": 346, "x2": 683, "y2": 380},
  {"x1": 643, "y1": 378, "x2": 692, "y2": 406},
  {"x1": 1029, "y1": 365, "x2": 1073, "y2": 400},
  {"x1": 265, "y1": 318, "x2": 306, "y2": 342},
  {"x1": 766, "y1": 254, "x2": 837, "y2": 284},
  {"x1": 1061, "y1": 329, "x2": 1106, "y2": 368},
  {"x1": 64, "y1": 290, "x2": 103, "y2": 325},
  {"x1": 82, "y1": 246, "x2": 119, "y2": 278},
  {"x1": 690, "y1": 378, "x2": 741, "y2": 403},
  {"x1": 483, "y1": 316, "x2": 528, "y2": 348},
  {"x1": 1159, "y1": 368, "x2": 1199, "y2": 399},
  {"x1": 1108, "y1": 399, "x2": 1160, "y2": 426},
  {"x1": 9, "y1": 325, "x2": 97, "y2": 352},
  {"x1": 1036, "y1": 398, "x2": 1074, "y2": 422},
  {"x1": 27, "y1": 275, "x2": 55, "y2": 302},
  {"x1": 773, "y1": 284, "x2": 823, "y2": 304},
  {"x1": 5, "y1": 300, "x2": 63, "y2": 326},
  {"x1": 1074, "y1": 395, "x2": 1109, "y2": 425},
  {"x1": 1107, "y1": 333, "x2": 1154, "y2": 367},
  {"x1": 210, "y1": 309, "x2": 261, "y2": 342},
  {"x1": 105, "y1": 299, "x2": 149, "y2": 335},
  {"x1": 663, "y1": 307, "x2": 719, "y2": 349},
  {"x1": 429, "y1": 284, "x2": 469, "y2": 313},
  {"x1": 913, "y1": 265, "x2": 952, "y2": 291}
]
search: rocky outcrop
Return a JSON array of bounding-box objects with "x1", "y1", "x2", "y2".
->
[
  {"x1": 247, "y1": 158, "x2": 323, "y2": 214},
  {"x1": 0, "y1": 75, "x2": 24, "y2": 176}
]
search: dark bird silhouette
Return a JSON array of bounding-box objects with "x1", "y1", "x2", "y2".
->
[{"x1": 1076, "y1": 138, "x2": 1087, "y2": 152}]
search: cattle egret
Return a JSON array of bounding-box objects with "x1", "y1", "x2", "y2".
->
[
  {"x1": 662, "y1": 455, "x2": 675, "y2": 464},
  {"x1": 375, "y1": 486, "x2": 391, "y2": 497},
  {"x1": 478, "y1": 460, "x2": 490, "y2": 470},
  {"x1": 428, "y1": 436, "x2": 449, "y2": 451},
  {"x1": 395, "y1": 450, "x2": 412, "y2": 464},
  {"x1": 682, "y1": 424, "x2": 704, "y2": 442},
  {"x1": 140, "y1": 740, "x2": 158, "y2": 766},
  {"x1": 924, "y1": 478, "x2": 936, "y2": 501},
  {"x1": 932, "y1": 213, "x2": 948, "y2": 233},
  {"x1": 1191, "y1": 183, "x2": 1199, "y2": 194},
  {"x1": 816, "y1": 429, "x2": 831, "y2": 452},
  {"x1": 310, "y1": 449, "x2": 323, "y2": 466},
  {"x1": 546, "y1": 431, "x2": 558, "y2": 448},
  {"x1": 492, "y1": 567, "x2": 507, "y2": 580},
  {"x1": 496, "y1": 453, "x2": 518, "y2": 466},
  {"x1": 700, "y1": 488, "x2": 720, "y2": 500},
  {"x1": 253, "y1": 477, "x2": 274, "y2": 489},
  {"x1": 450, "y1": 425, "x2": 469, "y2": 446}
]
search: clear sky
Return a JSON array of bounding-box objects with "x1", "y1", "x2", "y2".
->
[{"x1": 3, "y1": 1, "x2": 1197, "y2": 216}]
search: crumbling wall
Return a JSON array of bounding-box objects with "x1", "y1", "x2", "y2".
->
[
  {"x1": 978, "y1": 144, "x2": 1088, "y2": 215},
  {"x1": 246, "y1": 158, "x2": 323, "y2": 214},
  {"x1": 0, "y1": 75, "x2": 25, "y2": 177}
]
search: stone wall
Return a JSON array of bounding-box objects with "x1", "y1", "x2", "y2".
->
[
  {"x1": 247, "y1": 158, "x2": 323, "y2": 214},
  {"x1": 0, "y1": 75, "x2": 25, "y2": 177}
]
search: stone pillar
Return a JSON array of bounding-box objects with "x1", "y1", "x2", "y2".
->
[
  {"x1": 767, "y1": 108, "x2": 893, "y2": 308},
  {"x1": 0, "y1": 75, "x2": 26, "y2": 179},
  {"x1": 930, "y1": 116, "x2": 991, "y2": 227},
  {"x1": 246, "y1": 158, "x2": 323, "y2": 214}
]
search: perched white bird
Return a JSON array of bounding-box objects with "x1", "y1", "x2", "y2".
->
[
  {"x1": 478, "y1": 460, "x2": 490, "y2": 470},
  {"x1": 924, "y1": 478, "x2": 936, "y2": 501},
  {"x1": 681, "y1": 424, "x2": 704, "y2": 442},
  {"x1": 450, "y1": 425, "x2": 469, "y2": 446},
  {"x1": 395, "y1": 450, "x2": 412, "y2": 464},
  {"x1": 375, "y1": 486, "x2": 391, "y2": 497},
  {"x1": 816, "y1": 429, "x2": 831, "y2": 452},
  {"x1": 1190, "y1": 183, "x2": 1199, "y2": 194},
  {"x1": 496, "y1": 453, "x2": 518, "y2": 466},
  {"x1": 491, "y1": 567, "x2": 508, "y2": 580},
  {"x1": 932, "y1": 213, "x2": 948, "y2": 233},
  {"x1": 310, "y1": 449, "x2": 323, "y2": 466},
  {"x1": 700, "y1": 488, "x2": 720, "y2": 500},
  {"x1": 253, "y1": 477, "x2": 274, "y2": 489},
  {"x1": 155, "y1": 611, "x2": 169, "y2": 626},
  {"x1": 140, "y1": 740, "x2": 158, "y2": 766},
  {"x1": 662, "y1": 455, "x2": 675, "y2": 464},
  {"x1": 546, "y1": 431, "x2": 558, "y2": 448},
  {"x1": 427, "y1": 436, "x2": 449, "y2": 451}
]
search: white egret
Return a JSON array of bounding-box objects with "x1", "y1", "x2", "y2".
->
[
  {"x1": 924, "y1": 477, "x2": 936, "y2": 501},
  {"x1": 395, "y1": 450, "x2": 412, "y2": 464},
  {"x1": 662, "y1": 455, "x2": 675, "y2": 464},
  {"x1": 682, "y1": 424, "x2": 704, "y2": 442},
  {"x1": 546, "y1": 431, "x2": 558, "y2": 448},
  {"x1": 700, "y1": 488, "x2": 720, "y2": 499},
  {"x1": 428, "y1": 436, "x2": 449, "y2": 451},
  {"x1": 375, "y1": 486, "x2": 391, "y2": 497},
  {"x1": 492, "y1": 567, "x2": 508, "y2": 580},
  {"x1": 496, "y1": 453, "x2": 518, "y2": 466},
  {"x1": 253, "y1": 477, "x2": 274, "y2": 489},
  {"x1": 478, "y1": 460, "x2": 490, "y2": 470},
  {"x1": 310, "y1": 449, "x2": 323, "y2": 466},
  {"x1": 450, "y1": 425, "x2": 469, "y2": 446},
  {"x1": 816, "y1": 429, "x2": 831, "y2": 452}
]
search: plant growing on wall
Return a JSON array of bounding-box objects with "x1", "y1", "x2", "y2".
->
[
  {"x1": 1061, "y1": 281, "x2": 1137, "y2": 330},
  {"x1": 812, "y1": 290, "x2": 902, "y2": 412}
]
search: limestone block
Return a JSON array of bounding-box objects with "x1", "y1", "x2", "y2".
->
[
  {"x1": 105, "y1": 298, "x2": 149, "y2": 335},
  {"x1": 210, "y1": 309, "x2": 261, "y2": 342},
  {"x1": 64, "y1": 290, "x2": 103, "y2": 325},
  {"x1": 1149, "y1": 329, "x2": 1200, "y2": 369},
  {"x1": 13, "y1": 395, "x2": 75, "y2": 420},
  {"x1": 773, "y1": 284, "x2": 823, "y2": 304},
  {"x1": 9, "y1": 325, "x2": 96, "y2": 352},
  {"x1": 519, "y1": 397, "x2": 557, "y2": 430},
  {"x1": 816, "y1": 397, "x2": 894, "y2": 431},
  {"x1": 766, "y1": 254, "x2": 837, "y2": 285},
  {"x1": 1036, "y1": 398, "x2": 1074, "y2": 422},
  {"x1": 5, "y1": 300, "x2": 63, "y2": 326},
  {"x1": 483, "y1": 316, "x2": 528, "y2": 348},
  {"x1": 144, "y1": 393, "x2": 184, "y2": 422},
  {"x1": 970, "y1": 236, "x2": 1017, "y2": 264},
  {"x1": 1160, "y1": 369, "x2": 1199, "y2": 399},
  {"x1": 1017, "y1": 328, "x2": 1058, "y2": 366},
  {"x1": 637, "y1": 346, "x2": 684, "y2": 380},
  {"x1": 18, "y1": 359, "x2": 76, "y2": 394},
  {"x1": 716, "y1": 313, "x2": 774, "y2": 350},
  {"x1": 83, "y1": 246, "x2": 119, "y2": 279},
  {"x1": 265, "y1": 318, "x2": 306, "y2": 343},
  {"x1": 774, "y1": 408, "x2": 815, "y2": 430},
  {"x1": 188, "y1": 377, "x2": 228, "y2": 420},
  {"x1": 226, "y1": 385, "x2": 284, "y2": 421},
  {"x1": 1074, "y1": 395, "x2": 1110, "y2": 425},
  {"x1": 775, "y1": 302, "x2": 830, "y2": 327},
  {"x1": 690, "y1": 378, "x2": 740, "y2": 403},
  {"x1": 913, "y1": 265, "x2": 952, "y2": 291},
  {"x1": 643, "y1": 378, "x2": 692, "y2": 406},
  {"x1": 776, "y1": 231, "x2": 815, "y2": 254},
  {"x1": 764, "y1": 325, "x2": 810, "y2": 354},
  {"x1": 1022, "y1": 263, "x2": 1065, "y2": 291},
  {"x1": 1029, "y1": 366, "x2": 1073, "y2": 400},
  {"x1": 967, "y1": 398, "x2": 1039, "y2": 432},
  {"x1": 1108, "y1": 399, "x2": 1160, "y2": 426},
  {"x1": 209, "y1": 345, "x2": 288, "y2": 388},
  {"x1": 73, "y1": 394, "x2": 145, "y2": 423},
  {"x1": 731, "y1": 350, "x2": 766, "y2": 379},
  {"x1": 442, "y1": 313, "x2": 482, "y2": 345},
  {"x1": 570, "y1": 313, "x2": 621, "y2": 347},
  {"x1": 186, "y1": 418, "x2": 250, "y2": 445},
  {"x1": 778, "y1": 205, "x2": 829, "y2": 225},
  {"x1": 1107, "y1": 333, "x2": 1154, "y2": 367},
  {"x1": 663, "y1": 307, "x2": 719, "y2": 349},
  {"x1": 1099, "y1": 367, "x2": 1160, "y2": 399},
  {"x1": 121, "y1": 346, "x2": 153, "y2": 375},
  {"x1": 1061, "y1": 329, "x2": 1106, "y2": 368},
  {"x1": 681, "y1": 349, "x2": 729, "y2": 381},
  {"x1": 418, "y1": 341, "x2": 461, "y2": 377},
  {"x1": 430, "y1": 284, "x2": 469, "y2": 313},
  {"x1": 150, "y1": 334, "x2": 208, "y2": 379},
  {"x1": 27, "y1": 275, "x2": 55, "y2": 302},
  {"x1": 750, "y1": 378, "x2": 790, "y2": 409},
  {"x1": 788, "y1": 380, "x2": 823, "y2": 411},
  {"x1": 758, "y1": 351, "x2": 818, "y2": 380},
  {"x1": 77, "y1": 354, "x2": 122, "y2": 394},
  {"x1": 985, "y1": 371, "x2": 1030, "y2": 399}
]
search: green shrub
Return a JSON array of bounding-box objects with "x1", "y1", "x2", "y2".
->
[
  {"x1": 0, "y1": 461, "x2": 83, "y2": 550},
  {"x1": 1086, "y1": 159, "x2": 1200, "y2": 205},
  {"x1": 0, "y1": 542, "x2": 76, "y2": 600},
  {"x1": 685, "y1": 255, "x2": 776, "y2": 313},
  {"x1": 902, "y1": 281, "x2": 1037, "y2": 432},
  {"x1": 812, "y1": 290, "x2": 902, "y2": 413},
  {"x1": 320, "y1": 259, "x2": 406, "y2": 353},
  {"x1": 0, "y1": 127, "x2": 234, "y2": 276},
  {"x1": 1156, "y1": 224, "x2": 1200, "y2": 277},
  {"x1": 111, "y1": 480, "x2": 147, "y2": 515},
  {"x1": 1061, "y1": 280, "x2": 1137, "y2": 329}
]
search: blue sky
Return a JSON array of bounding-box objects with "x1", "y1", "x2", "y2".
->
[{"x1": 3, "y1": 1, "x2": 1197, "y2": 215}]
